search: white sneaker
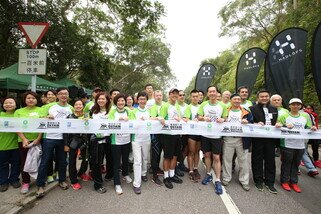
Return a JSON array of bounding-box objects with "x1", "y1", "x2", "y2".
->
[
  {"x1": 115, "y1": 185, "x2": 123, "y2": 195},
  {"x1": 123, "y1": 175, "x2": 132, "y2": 184}
]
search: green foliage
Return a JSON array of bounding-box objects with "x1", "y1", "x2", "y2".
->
[{"x1": 0, "y1": 0, "x2": 173, "y2": 93}]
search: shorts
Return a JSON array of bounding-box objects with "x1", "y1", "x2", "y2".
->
[
  {"x1": 180, "y1": 135, "x2": 188, "y2": 147},
  {"x1": 187, "y1": 135, "x2": 202, "y2": 142},
  {"x1": 201, "y1": 136, "x2": 223, "y2": 155},
  {"x1": 161, "y1": 134, "x2": 181, "y2": 159}
]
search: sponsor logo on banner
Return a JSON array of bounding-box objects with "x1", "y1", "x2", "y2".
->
[
  {"x1": 222, "y1": 125, "x2": 243, "y2": 133},
  {"x1": 170, "y1": 123, "x2": 182, "y2": 130},
  {"x1": 84, "y1": 120, "x2": 90, "y2": 130},
  {"x1": 146, "y1": 122, "x2": 152, "y2": 131},
  {"x1": 22, "y1": 120, "x2": 28, "y2": 129},
  {"x1": 281, "y1": 129, "x2": 301, "y2": 135},
  {"x1": 271, "y1": 34, "x2": 303, "y2": 63},
  {"x1": 0, "y1": 120, "x2": 14, "y2": 129},
  {"x1": 129, "y1": 123, "x2": 134, "y2": 129},
  {"x1": 207, "y1": 123, "x2": 213, "y2": 132},
  {"x1": 37, "y1": 121, "x2": 60, "y2": 129},
  {"x1": 99, "y1": 122, "x2": 121, "y2": 130}
]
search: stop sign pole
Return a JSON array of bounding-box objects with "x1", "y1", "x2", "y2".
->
[{"x1": 18, "y1": 22, "x2": 49, "y2": 92}]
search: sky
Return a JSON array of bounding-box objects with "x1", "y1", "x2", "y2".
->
[{"x1": 160, "y1": 0, "x2": 238, "y2": 90}]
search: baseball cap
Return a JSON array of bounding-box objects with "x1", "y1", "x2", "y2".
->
[
  {"x1": 289, "y1": 98, "x2": 302, "y2": 105},
  {"x1": 93, "y1": 87, "x2": 103, "y2": 93},
  {"x1": 169, "y1": 88, "x2": 179, "y2": 94}
]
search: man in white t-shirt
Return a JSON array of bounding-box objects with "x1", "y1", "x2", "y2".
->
[
  {"x1": 36, "y1": 87, "x2": 73, "y2": 197},
  {"x1": 145, "y1": 84, "x2": 155, "y2": 109}
]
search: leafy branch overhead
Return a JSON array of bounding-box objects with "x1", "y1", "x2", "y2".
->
[{"x1": 0, "y1": 0, "x2": 173, "y2": 93}]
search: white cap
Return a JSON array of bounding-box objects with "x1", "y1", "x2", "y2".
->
[{"x1": 289, "y1": 98, "x2": 302, "y2": 105}]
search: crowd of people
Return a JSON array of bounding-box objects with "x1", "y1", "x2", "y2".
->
[{"x1": 0, "y1": 84, "x2": 320, "y2": 198}]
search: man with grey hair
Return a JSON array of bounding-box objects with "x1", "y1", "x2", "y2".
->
[{"x1": 221, "y1": 91, "x2": 231, "y2": 108}]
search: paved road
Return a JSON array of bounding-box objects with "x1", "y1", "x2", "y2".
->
[{"x1": 23, "y1": 153, "x2": 321, "y2": 214}]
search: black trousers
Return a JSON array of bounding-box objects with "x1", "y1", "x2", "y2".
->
[
  {"x1": 151, "y1": 134, "x2": 162, "y2": 176},
  {"x1": 111, "y1": 143, "x2": 131, "y2": 185},
  {"x1": 68, "y1": 147, "x2": 89, "y2": 184},
  {"x1": 308, "y1": 139, "x2": 320, "y2": 161},
  {"x1": 251, "y1": 138, "x2": 277, "y2": 185},
  {"x1": 280, "y1": 147, "x2": 304, "y2": 184},
  {"x1": 89, "y1": 137, "x2": 111, "y2": 189}
]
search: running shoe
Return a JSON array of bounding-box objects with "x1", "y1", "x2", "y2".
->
[
  {"x1": 115, "y1": 185, "x2": 123, "y2": 195},
  {"x1": 71, "y1": 183, "x2": 82, "y2": 190},
  {"x1": 152, "y1": 175, "x2": 163, "y2": 186},
  {"x1": 308, "y1": 170, "x2": 319, "y2": 177},
  {"x1": 314, "y1": 160, "x2": 321, "y2": 169},
  {"x1": 201, "y1": 174, "x2": 213, "y2": 185},
  {"x1": 281, "y1": 183, "x2": 291, "y2": 191},
  {"x1": 163, "y1": 178, "x2": 173, "y2": 189},
  {"x1": 123, "y1": 175, "x2": 132, "y2": 183},
  {"x1": 47, "y1": 176, "x2": 54, "y2": 183},
  {"x1": 133, "y1": 186, "x2": 141, "y2": 194},
  {"x1": 193, "y1": 169, "x2": 201, "y2": 180},
  {"x1": 290, "y1": 183, "x2": 301, "y2": 193},
  {"x1": 21, "y1": 183, "x2": 29, "y2": 194},
  {"x1": 214, "y1": 181, "x2": 223, "y2": 195},
  {"x1": 255, "y1": 183, "x2": 264, "y2": 191},
  {"x1": 170, "y1": 175, "x2": 183, "y2": 184},
  {"x1": 264, "y1": 184, "x2": 277, "y2": 194}
]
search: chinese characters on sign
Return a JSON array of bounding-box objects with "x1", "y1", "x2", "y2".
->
[{"x1": 18, "y1": 49, "x2": 47, "y2": 75}]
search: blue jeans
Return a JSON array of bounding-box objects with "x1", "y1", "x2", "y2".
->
[
  {"x1": 0, "y1": 149, "x2": 20, "y2": 185},
  {"x1": 37, "y1": 139, "x2": 67, "y2": 187},
  {"x1": 301, "y1": 149, "x2": 317, "y2": 172}
]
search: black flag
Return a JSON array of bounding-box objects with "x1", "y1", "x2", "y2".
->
[
  {"x1": 236, "y1": 47, "x2": 266, "y2": 95},
  {"x1": 264, "y1": 56, "x2": 277, "y2": 95},
  {"x1": 312, "y1": 21, "x2": 321, "y2": 104},
  {"x1": 195, "y1": 64, "x2": 216, "y2": 94},
  {"x1": 267, "y1": 28, "x2": 308, "y2": 105}
]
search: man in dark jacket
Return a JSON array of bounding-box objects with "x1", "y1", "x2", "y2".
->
[{"x1": 250, "y1": 89, "x2": 278, "y2": 194}]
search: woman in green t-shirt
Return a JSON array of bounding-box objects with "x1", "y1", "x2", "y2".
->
[
  {"x1": 0, "y1": 97, "x2": 20, "y2": 192},
  {"x1": 14, "y1": 91, "x2": 43, "y2": 194}
]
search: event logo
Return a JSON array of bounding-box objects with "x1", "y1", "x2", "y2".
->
[
  {"x1": 84, "y1": 120, "x2": 89, "y2": 130},
  {"x1": 161, "y1": 124, "x2": 170, "y2": 130},
  {"x1": 272, "y1": 34, "x2": 302, "y2": 62},
  {"x1": 37, "y1": 122, "x2": 47, "y2": 129},
  {"x1": 99, "y1": 123, "x2": 121, "y2": 130},
  {"x1": 4, "y1": 121, "x2": 9, "y2": 128},
  {"x1": 245, "y1": 52, "x2": 257, "y2": 65},
  {"x1": 222, "y1": 126, "x2": 231, "y2": 133},
  {"x1": 222, "y1": 126, "x2": 243, "y2": 133}
]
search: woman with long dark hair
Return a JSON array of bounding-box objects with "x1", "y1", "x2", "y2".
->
[{"x1": 89, "y1": 92, "x2": 112, "y2": 193}]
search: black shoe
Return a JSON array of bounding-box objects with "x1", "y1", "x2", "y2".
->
[
  {"x1": 95, "y1": 186, "x2": 107, "y2": 194},
  {"x1": 264, "y1": 184, "x2": 277, "y2": 194},
  {"x1": 11, "y1": 181, "x2": 21, "y2": 188},
  {"x1": 255, "y1": 183, "x2": 264, "y2": 191},
  {"x1": 175, "y1": 167, "x2": 184, "y2": 177},
  {"x1": 0, "y1": 184, "x2": 9, "y2": 192},
  {"x1": 152, "y1": 175, "x2": 163, "y2": 186},
  {"x1": 141, "y1": 175, "x2": 148, "y2": 182},
  {"x1": 163, "y1": 178, "x2": 173, "y2": 189},
  {"x1": 104, "y1": 174, "x2": 113, "y2": 181},
  {"x1": 178, "y1": 163, "x2": 189, "y2": 172},
  {"x1": 170, "y1": 175, "x2": 183, "y2": 184}
]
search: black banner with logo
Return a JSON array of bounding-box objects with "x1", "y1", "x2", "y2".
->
[
  {"x1": 312, "y1": 21, "x2": 321, "y2": 104},
  {"x1": 267, "y1": 28, "x2": 308, "y2": 105},
  {"x1": 236, "y1": 47, "x2": 266, "y2": 95},
  {"x1": 264, "y1": 56, "x2": 277, "y2": 95},
  {"x1": 195, "y1": 63, "x2": 216, "y2": 94}
]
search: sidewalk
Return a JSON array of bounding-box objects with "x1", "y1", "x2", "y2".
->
[{"x1": 0, "y1": 179, "x2": 58, "y2": 214}]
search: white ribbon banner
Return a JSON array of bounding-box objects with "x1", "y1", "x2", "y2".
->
[{"x1": 0, "y1": 118, "x2": 320, "y2": 139}]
